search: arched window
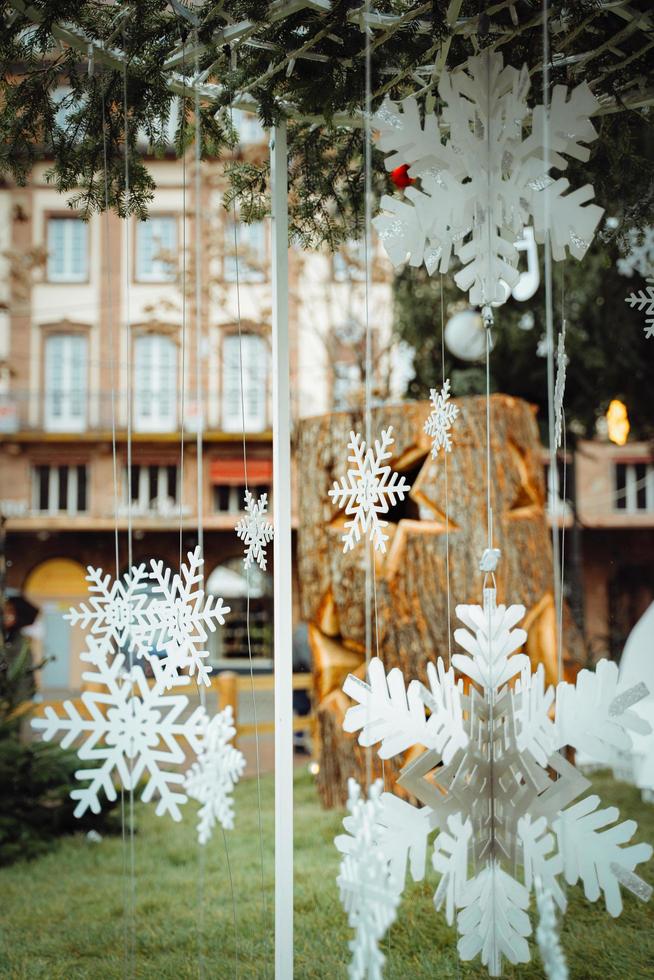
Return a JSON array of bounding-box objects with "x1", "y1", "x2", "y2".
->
[
  {"x1": 133, "y1": 333, "x2": 177, "y2": 432},
  {"x1": 44, "y1": 333, "x2": 88, "y2": 431},
  {"x1": 222, "y1": 333, "x2": 267, "y2": 433}
]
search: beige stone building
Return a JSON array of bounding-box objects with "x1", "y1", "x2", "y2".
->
[{"x1": 0, "y1": 116, "x2": 396, "y2": 689}]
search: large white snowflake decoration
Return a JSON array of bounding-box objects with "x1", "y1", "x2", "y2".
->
[
  {"x1": 554, "y1": 321, "x2": 567, "y2": 450},
  {"x1": 66, "y1": 562, "x2": 154, "y2": 656},
  {"x1": 373, "y1": 50, "x2": 604, "y2": 307},
  {"x1": 335, "y1": 778, "x2": 400, "y2": 980},
  {"x1": 425, "y1": 379, "x2": 459, "y2": 456},
  {"x1": 235, "y1": 489, "x2": 275, "y2": 571},
  {"x1": 625, "y1": 277, "x2": 654, "y2": 339},
  {"x1": 535, "y1": 876, "x2": 568, "y2": 980},
  {"x1": 329, "y1": 427, "x2": 410, "y2": 554},
  {"x1": 147, "y1": 546, "x2": 230, "y2": 689},
  {"x1": 184, "y1": 705, "x2": 245, "y2": 844},
  {"x1": 341, "y1": 585, "x2": 653, "y2": 976},
  {"x1": 617, "y1": 226, "x2": 654, "y2": 278},
  {"x1": 32, "y1": 643, "x2": 207, "y2": 820}
]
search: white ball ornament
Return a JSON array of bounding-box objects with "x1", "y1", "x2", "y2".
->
[{"x1": 444, "y1": 309, "x2": 493, "y2": 362}]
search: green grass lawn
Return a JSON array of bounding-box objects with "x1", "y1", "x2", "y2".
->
[{"x1": 1, "y1": 769, "x2": 653, "y2": 978}]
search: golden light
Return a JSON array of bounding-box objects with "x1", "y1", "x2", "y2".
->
[{"x1": 606, "y1": 399, "x2": 630, "y2": 446}]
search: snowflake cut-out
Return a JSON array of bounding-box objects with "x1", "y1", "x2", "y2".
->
[
  {"x1": 535, "y1": 876, "x2": 569, "y2": 980},
  {"x1": 184, "y1": 705, "x2": 245, "y2": 844},
  {"x1": 329, "y1": 426, "x2": 411, "y2": 554},
  {"x1": 625, "y1": 277, "x2": 654, "y2": 339},
  {"x1": 617, "y1": 226, "x2": 654, "y2": 278},
  {"x1": 554, "y1": 322, "x2": 567, "y2": 450},
  {"x1": 32, "y1": 643, "x2": 207, "y2": 820},
  {"x1": 373, "y1": 50, "x2": 603, "y2": 307},
  {"x1": 66, "y1": 562, "x2": 153, "y2": 656},
  {"x1": 148, "y1": 546, "x2": 231, "y2": 689},
  {"x1": 235, "y1": 490, "x2": 275, "y2": 571},
  {"x1": 342, "y1": 584, "x2": 652, "y2": 976},
  {"x1": 335, "y1": 778, "x2": 400, "y2": 980},
  {"x1": 424, "y1": 379, "x2": 459, "y2": 456}
]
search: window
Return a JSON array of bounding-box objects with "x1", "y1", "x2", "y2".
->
[
  {"x1": 33, "y1": 464, "x2": 87, "y2": 514},
  {"x1": 133, "y1": 334, "x2": 178, "y2": 432},
  {"x1": 222, "y1": 334, "x2": 267, "y2": 433},
  {"x1": 224, "y1": 220, "x2": 267, "y2": 282},
  {"x1": 47, "y1": 218, "x2": 88, "y2": 282},
  {"x1": 614, "y1": 462, "x2": 654, "y2": 512},
  {"x1": 230, "y1": 108, "x2": 265, "y2": 146},
  {"x1": 213, "y1": 483, "x2": 271, "y2": 514},
  {"x1": 135, "y1": 216, "x2": 177, "y2": 282},
  {"x1": 126, "y1": 464, "x2": 179, "y2": 515},
  {"x1": 333, "y1": 239, "x2": 367, "y2": 281},
  {"x1": 44, "y1": 333, "x2": 87, "y2": 431}
]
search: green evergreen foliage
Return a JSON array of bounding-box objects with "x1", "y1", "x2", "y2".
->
[{"x1": 0, "y1": 639, "x2": 119, "y2": 866}]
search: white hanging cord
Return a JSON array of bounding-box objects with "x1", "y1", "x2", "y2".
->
[
  {"x1": 440, "y1": 275, "x2": 453, "y2": 665},
  {"x1": 363, "y1": 0, "x2": 374, "y2": 796},
  {"x1": 121, "y1": 29, "x2": 137, "y2": 972},
  {"x1": 558, "y1": 269, "x2": 567, "y2": 679},
  {"x1": 541, "y1": 0, "x2": 563, "y2": 683},
  {"x1": 178, "y1": 37, "x2": 187, "y2": 567},
  {"x1": 227, "y1": 97, "x2": 270, "y2": 973}
]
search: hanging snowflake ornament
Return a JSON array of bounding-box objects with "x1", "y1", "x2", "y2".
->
[
  {"x1": 341, "y1": 578, "x2": 652, "y2": 977},
  {"x1": 147, "y1": 546, "x2": 230, "y2": 689},
  {"x1": 617, "y1": 226, "x2": 654, "y2": 278},
  {"x1": 335, "y1": 778, "x2": 400, "y2": 980},
  {"x1": 373, "y1": 50, "x2": 603, "y2": 307},
  {"x1": 32, "y1": 642, "x2": 207, "y2": 819},
  {"x1": 554, "y1": 321, "x2": 567, "y2": 450},
  {"x1": 625, "y1": 277, "x2": 654, "y2": 339},
  {"x1": 235, "y1": 489, "x2": 275, "y2": 571},
  {"x1": 535, "y1": 876, "x2": 569, "y2": 980},
  {"x1": 329, "y1": 426, "x2": 411, "y2": 554},
  {"x1": 184, "y1": 705, "x2": 245, "y2": 844},
  {"x1": 66, "y1": 561, "x2": 154, "y2": 657},
  {"x1": 424, "y1": 379, "x2": 459, "y2": 456}
]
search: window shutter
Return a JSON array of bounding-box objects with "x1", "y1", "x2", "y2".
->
[
  {"x1": 222, "y1": 335, "x2": 243, "y2": 432},
  {"x1": 134, "y1": 334, "x2": 177, "y2": 432},
  {"x1": 44, "y1": 334, "x2": 87, "y2": 431}
]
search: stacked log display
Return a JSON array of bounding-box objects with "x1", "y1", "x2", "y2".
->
[{"x1": 296, "y1": 395, "x2": 584, "y2": 808}]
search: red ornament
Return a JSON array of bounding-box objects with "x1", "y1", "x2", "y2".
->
[{"x1": 390, "y1": 164, "x2": 415, "y2": 189}]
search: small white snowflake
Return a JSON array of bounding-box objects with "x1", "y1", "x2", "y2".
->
[
  {"x1": 235, "y1": 490, "x2": 275, "y2": 571},
  {"x1": 335, "y1": 778, "x2": 400, "y2": 980},
  {"x1": 617, "y1": 226, "x2": 654, "y2": 278},
  {"x1": 625, "y1": 276, "x2": 654, "y2": 338},
  {"x1": 148, "y1": 546, "x2": 231, "y2": 689},
  {"x1": 66, "y1": 562, "x2": 153, "y2": 657},
  {"x1": 329, "y1": 426, "x2": 411, "y2": 554},
  {"x1": 184, "y1": 705, "x2": 245, "y2": 844},
  {"x1": 554, "y1": 322, "x2": 567, "y2": 450},
  {"x1": 535, "y1": 876, "x2": 569, "y2": 980},
  {"x1": 32, "y1": 645, "x2": 207, "y2": 820},
  {"x1": 424, "y1": 379, "x2": 459, "y2": 456}
]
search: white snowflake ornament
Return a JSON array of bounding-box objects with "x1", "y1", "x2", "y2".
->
[
  {"x1": 329, "y1": 427, "x2": 410, "y2": 554},
  {"x1": 148, "y1": 546, "x2": 230, "y2": 689},
  {"x1": 32, "y1": 644, "x2": 207, "y2": 820},
  {"x1": 617, "y1": 226, "x2": 654, "y2": 278},
  {"x1": 335, "y1": 778, "x2": 400, "y2": 980},
  {"x1": 184, "y1": 705, "x2": 245, "y2": 844},
  {"x1": 625, "y1": 277, "x2": 654, "y2": 338},
  {"x1": 535, "y1": 876, "x2": 569, "y2": 980},
  {"x1": 424, "y1": 379, "x2": 459, "y2": 456},
  {"x1": 66, "y1": 562, "x2": 154, "y2": 657},
  {"x1": 342, "y1": 582, "x2": 652, "y2": 977},
  {"x1": 373, "y1": 50, "x2": 603, "y2": 307},
  {"x1": 235, "y1": 490, "x2": 274, "y2": 571}
]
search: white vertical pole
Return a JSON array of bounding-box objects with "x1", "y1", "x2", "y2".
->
[{"x1": 270, "y1": 119, "x2": 293, "y2": 978}]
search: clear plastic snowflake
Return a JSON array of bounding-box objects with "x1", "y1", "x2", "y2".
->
[
  {"x1": 424, "y1": 379, "x2": 459, "y2": 456},
  {"x1": 184, "y1": 705, "x2": 245, "y2": 844},
  {"x1": 335, "y1": 778, "x2": 400, "y2": 980},
  {"x1": 235, "y1": 490, "x2": 275, "y2": 571},
  {"x1": 329, "y1": 427, "x2": 411, "y2": 554},
  {"x1": 66, "y1": 562, "x2": 154, "y2": 656},
  {"x1": 625, "y1": 277, "x2": 654, "y2": 338},
  {"x1": 373, "y1": 49, "x2": 603, "y2": 307},
  {"x1": 148, "y1": 546, "x2": 230, "y2": 689},
  {"x1": 617, "y1": 226, "x2": 654, "y2": 278},
  {"x1": 535, "y1": 876, "x2": 568, "y2": 980},
  {"x1": 32, "y1": 642, "x2": 207, "y2": 820},
  {"x1": 341, "y1": 583, "x2": 652, "y2": 977},
  {"x1": 554, "y1": 322, "x2": 567, "y2": 450}
]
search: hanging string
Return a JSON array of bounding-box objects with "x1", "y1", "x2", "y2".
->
[
  {"x1": 227, "y1": 97, "x2": 270, "y2": 975},
  {"x1": 178, "y1": 36, "x2": 187, "y2": 567},
  {"x1": 121, "y1": 26, "x2": 137, "y2": 973},
  {"x1": 558, "y1": 268, "x2": 567, "y2": 678},
  {"x1": 439, "y1": 276, "x2": 453, "y2": 666},
  {"x1": 100, "y1": 51, "x2": 130, "y2": 980}
]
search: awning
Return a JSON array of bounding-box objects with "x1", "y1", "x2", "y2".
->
[{"x1": 209, "y1": 457, "x2": 273, "y2": 485}]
